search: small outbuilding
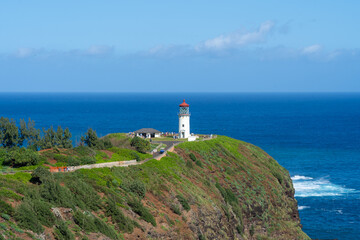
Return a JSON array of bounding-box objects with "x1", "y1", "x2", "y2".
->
[{"x1": 134, "y1": 128, "x2": 162, "y2": 138}]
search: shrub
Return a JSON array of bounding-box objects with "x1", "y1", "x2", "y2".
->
[
  {"x1": 1, "y1": 213, "x2": 10, "y2": 220},
  {"x1": 105, "y1": 198, "x2": 134, "y2": 233},
  {"x1": 120, "y1": 180, "x2": 146, "y2": 199},
  {"x1": 128, "y1": 198, "x2": 156, "y2": 226},
  {"x1": 130, "y1": 137, "x2": 150, "y2": 154},
  {"x1": 93, "y1": 217, "x2": 119, "y2": 240},
  {"x1": 54, "y1": 221, "x2": 75, "y2": 240},
  {"x1": 15, "y1": 202, "x2": 44, "y2": 233},
  {"x1": 189, "y1": 153, "x2": 197, "y2": 162},
  {"x1": 31, "y1": 199, "x2": 55, "y2": 227},
  {"x1": 3, "y1": 148, "x2": 41, "y2": 167},
  {"x1": 185, "y1": 160, "x2": 193, "y2": 168},
  {"x1": 66, "y1": 156, "x2": 81, "y2": 166},
  {"x1": 250, "y1": 224, "x2": 255, "y2": 236},
  {"x1": 132, "y1": 152, "x2": 141, "y2": 161},
  {"x1": 215, "y1": 182, "x2": 238, "y2": 205},
  {"x1": 176, "y1": 195, "x2": 190, "y2": 211},
  {"x1": 74, "y1": 146, "x2": 96, "y2": 157},
  {"x1": 73, "y1": 210, "x2": 97, "y2": 232},
  {"x1": 170, "y1": 204, "x2": 181, "y2": 215},
  {"x1": 31, "y1": 166, "x2": 52, "y2": 184},
  {"x1": 40, "y1": 179, "x2": 74, "y2": 208},
  {"x1": 78, "y1": 156, "x2": 96, "y2": 165},
  {"x1": 195, "y1": 160, "x2": 203, "y2": 167},
  {"x1": 0, "y1": 200, "x2": 14, "y2": 216},
  {"x1": 236, "y1": 224, "x2": 243, "y2": 235},
  {"x1": 66, "y1": 179, "x2": 101, "y2": 211}
]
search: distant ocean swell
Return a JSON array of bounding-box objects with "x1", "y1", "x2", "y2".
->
[{"x1": 291, "y1": 175, "x2": 358, "y2": 198}]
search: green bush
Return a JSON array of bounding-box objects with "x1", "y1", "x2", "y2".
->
[
  {"x1": 130, "y1": 137, "x2": 150, "y2": 154},
  {"x1": 66, "y1": 179, "x2": 101, "y2": 211},
  {"x1": 73, "y1": 210, "x2": 97, "y2": 232},
  {"x1": 73, "y1": 209, "x2": 119, "y2": 239},
  {"x1": 120, "y1": 180, "x2": 146, "y2": 199},
  {"x1": 189, "y1": 153, "x2": 197, "y2": 162},
  {"x1": 250, "y1": 224, "x2": 255, "y2": 236},
  {"x1": 40, "y1": 179, "x2": 74, "y2": 208},
  {"x1": 2, "y1": 148, "x2": 42, "y2": 167},
  {"x1": 185, "y1": 160, "x2": 193, "y2": 168},
  {"x1": 1, "y1": 213, "x2": 10, "y2": 220},
  {"x1": 93, "y1": 217, "x2": 119, "y2": 240},
  {"x1": 54, "y1": 221, "x2": 75, "y2": 240},
  {"x1": 132, "y1": 152, "x2": 141, "y2": 161},
  {"x1": 236, "y1": 224, "x2": 243, "y2": 235},
  {"x1": 74, "y1": 146, "x2": 96, "y2": 157},
  {"x1": 15, "y1": 202, "x2": 44, "y2": 233},
  {"x1": 176, "y1": 194, "x2": 190, "y2": 211},
  {"x1": 195, "y1": 160, "x2": 203, "y2": 167},
  {"x1": 105, "y1": 198, "x2": 134, "y2": 233},
  {"x1": 170, "y1": 204, "x2": 181, "y2": 215},
  {"x1": 128, "y1": 198, "x2": 156, "y2": 226},
  {"x1": 78, "y1": 156, "x2": 96, "y2": 165},
  {"x1": 0, "y1": 200, "x2": 14, "y2": 216},
  {"x1": 31, "y1": 166, "x2": 52, "y2": 184},
  {"x1": 215, "y1": 182, "x2": 238, "y2": 205},
  {"x1": 31, "y1": 199, "x2": 55, "y2": 227},
  {"x1": 53, "y1": 154, "x2": 69, "y2": 162}
]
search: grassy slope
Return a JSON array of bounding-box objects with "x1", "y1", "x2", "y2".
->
[{"x1": 0, "y1": 136, "x2": 309, "y2": 240}]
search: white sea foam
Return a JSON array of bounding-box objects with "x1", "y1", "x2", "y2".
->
[
  {"x1": 291, "y1": 175, "x2": 358, "y2": 197},
  {"x1": 292, "y1": 175, "x2": 313, "y2": 181},
  {"x1": 298, "y1": 206, "x2": 310, "y2": 210}
]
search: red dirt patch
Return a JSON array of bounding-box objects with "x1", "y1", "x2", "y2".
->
[
  {"x1": 100, "y1": 150, "x2": 113, "y2": 158},
  {"x1": 47, "y1": 159, "x2": 57, "y2": 164}
]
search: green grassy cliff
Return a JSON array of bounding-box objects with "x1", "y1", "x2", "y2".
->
[{"x1": 0, "y1": 136, "x2": 309, "y2": 240}]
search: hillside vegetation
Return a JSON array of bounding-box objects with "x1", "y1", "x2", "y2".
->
[{"x1": 0, "y1": 135, "x2": 309, "y2": 240}]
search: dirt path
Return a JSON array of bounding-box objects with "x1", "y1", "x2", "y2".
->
[{"x1": 0, "y1": 137, "x2": 215, "y2": 174}]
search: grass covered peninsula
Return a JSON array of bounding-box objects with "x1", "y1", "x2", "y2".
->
[{"x1": 0, "y1": 118, "x2": 309, "y2": 239}]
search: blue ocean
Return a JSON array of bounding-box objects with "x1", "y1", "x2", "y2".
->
[{"x1": 0, "y1": 93, "x2": 359, "y2": 239}]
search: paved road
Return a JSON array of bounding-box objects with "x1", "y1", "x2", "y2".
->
[{"x1": 151, "y1": 141, "x2": 183, "y2": 158}]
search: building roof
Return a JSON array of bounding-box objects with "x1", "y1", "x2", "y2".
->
[
  {"x1": 179, "y1": 99, "x2": 189, "y2": 107},
  {"x1": 134, "y1": 128, "x2": 161, "y2": 134}
]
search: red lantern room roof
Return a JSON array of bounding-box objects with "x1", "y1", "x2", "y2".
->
[{"x1": 179, "y1": 99, "x2": 189, "y2": 107}]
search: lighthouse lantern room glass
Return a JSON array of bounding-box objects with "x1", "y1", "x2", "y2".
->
[{"x1": 179, "y1": 106, "x2": 189, "y2": 115}]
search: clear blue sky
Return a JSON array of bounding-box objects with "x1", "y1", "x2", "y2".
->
[{"x1": 1, "y1": 1, "x2": 359, "y2": 92}]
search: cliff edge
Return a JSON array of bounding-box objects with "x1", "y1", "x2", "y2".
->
[{"x1": 0, "y1": 136, "x2": 309, "y2": 240}]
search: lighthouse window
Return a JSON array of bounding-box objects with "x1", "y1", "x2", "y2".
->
[{"x1": 182, "y1": 124, "x2": 184, "y2": 127}]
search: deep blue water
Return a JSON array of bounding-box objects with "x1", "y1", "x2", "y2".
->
[{"x1": 0, "y1": 93, "x2": 359, "y2": 239}]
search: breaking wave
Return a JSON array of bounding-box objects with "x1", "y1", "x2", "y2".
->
[
  {"x1": 298, "y1": 206, "x2": 310, "y2": 210},
  {"x1": 291, "y1": 175, "x2": 358, "y2": 197},
  {"x1": 292, "y1": 175, "x2": 313, "y2": 181}
]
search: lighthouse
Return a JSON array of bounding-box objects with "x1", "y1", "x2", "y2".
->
[{"x1": 178, "y1": 99, "x2": 190, "y2": 139}]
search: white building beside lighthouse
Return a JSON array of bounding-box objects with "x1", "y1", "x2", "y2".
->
[{"x1": 178, "y1": 99, "x2": 190, "y2": 139}]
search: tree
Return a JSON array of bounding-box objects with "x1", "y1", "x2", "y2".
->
[
  {"x1": 26, "y1": 119, "x2": 41, "y2": 150},
  {"x1": 62, "y1": 128, "x2": 72, "y2": 148},
  {"x1": 82, "y1": 128, "x2": 99, "y2": 148},
  {"x1": 0, "y1": 117, "x2": 19, "y2": 148},
  {"x1": 130, "y1": 136, "x2": 150, "y2": 153},
  {"x1": 19, "y1": 118, "x2": 41, "y2": 149},
  {"x1": 40, "y1": 126, "x2": 56, "y2": 150},
  {"x1": 31, "y1": 166, "x2": 53, "y2": 184},
  {"x1": 3, "y1": 148, "x2": 41, "y2": 167},
  {"x1": 56, "y1": 126, "x2": 64, "y2": 147}
]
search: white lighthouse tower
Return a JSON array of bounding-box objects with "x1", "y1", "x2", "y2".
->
[{"x1": 178, "y1": 99, "x2": 190, "y2": 139}]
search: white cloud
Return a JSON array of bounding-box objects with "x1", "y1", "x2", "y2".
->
[
  {"x1": 196, "y1": 21, "x2": 275, "y2": 51},
  {"x1": 85, "y1": 45, "x2": 114, "y2": 55},
  {"x1": 302, "y1": 44, "x2": 322, "y2": 54},
  {"x1": 15, "y1": 48, "x2": 35, "y2": 58}
]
